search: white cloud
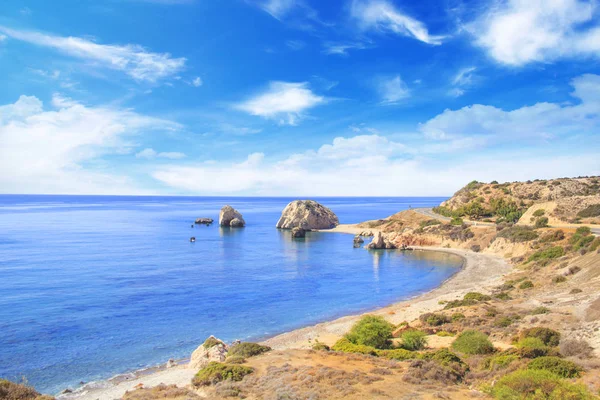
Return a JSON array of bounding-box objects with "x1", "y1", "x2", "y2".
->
[
  {"x1": 0, "y1": 94, "x2": 181, "y2": 194},
  {"x1": 0, "y1": 25, "x2": 186, "y2": 82},
  {"x1": 251, "y1": 0, "x2": 296, "y2": 19},
  {"x1": 350, "y1": 0, "x2": 444, "y2": 45},
  {"x1": 470, "y1": 0, "x2": 600, "y2": 65},
  {"x1": 286, "y1": 40, "x2": 306, "y2": 50},
  {"x1": 191, "y1": 76, "x2": 203, "y2": 87},
  {"x1": 322, "y1": 41, "x2": 367, "y2": 55},
  {"x1": 377, "y1": 75, "x2": 410, "y2": 104},
  {"x1": 421, "y1": 73, "x2": 600, "y2": 141},
  {"x1": 234, "y1": 81, "x2": 326, "y2": 125},
  {"x1": 0, "y1": 34, "x2": 6, "y2": 42},
  {"x1": 448, "y1": 66, "x2": 477, "y2": 97},
  {"x1": 136, "y1": 148, "x2": 186, "y2": 159}
]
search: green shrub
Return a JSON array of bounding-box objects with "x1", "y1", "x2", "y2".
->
[
  {"x1": 0, "y1": 379, "x2": 53, "y2": 400},
  {"x1": 452, "y1": 330, "x2": 495, "y2": 355},
  {"x1": 227, "y1": 342, "x2": 271, "y2": 358},
  {"x1": 527, "y1": 356, "x2": 582, "y2": 378},
  {"x1": 490, "y1": 369, "x2": 594, "y2": 400},
  {"x1": 494, "y1": 316, "x2": 515, "y2": 328},
  {"x1": 464, "y1": 292, "x2": 492, "y2": 301},
  {"x1": 420, "y1": 219, "x2": 441, "y2": 228},
  {"x1": 519, "y1": 280, "x2": 534, "y2": 289},
  {"x1": 451, "y1": 313, "x2": 465, "y2": 321},
  {"x1": 495, "y1": 292, "x2": 512, "y2": 300},
  {"x1": 436, "y1": 331, "x2": 455, "y2": 337},
  {"x1": 192, "y1": 362, "x2": 253, "y2": 387},
  {"x1": 590, "y1": 237, "x2": 600, "y2": 252},
  {"x1": 531, "y1": 306, "x2": 550, "y2": 315},
  {"x1": 578, "y1": 204, "x2": 600, "y2": 218},
  {"x1": 311, "y1": 341, "x2": 330, "y2": 351},
  {"x1": 419, "y1": 348, "x2": 464, "y2": 366},
  {"x1": 203, "y1": 336, "x2": 224, "y2": 348},
  {"x1": 518, "y1": 328, "x2": 561, "y2": 346},
  {"x1": 527, "y1": 246, "x2": 564, "y2": 263},
  {"x1": 552, "y1": 275, "x2": 567, "y2": 284},
  {"x1": 483, "y1": 354, "x2": 519, "y2": 370},
  {"x1": 497, "y1": 226, "x2": 539, "y2": 243},
  {"x1": 344, "y1": 315, "x2": 394, "y2": 349},
  {"x1": 570, "y1": 288, "x2": 583, "y2": 294},
  {"x1": 401, "y1": 330, "x2": 428, "y2": 351},
  {"x1": 533, "y1": 209, "x2": 546, "y2": 217},
  {"x1": 419, "y1": 312, "x2": 450, "y2": 326},
  {"x1": 539, "y1": 230, "x2": 565, "y2": 243},
  {"x1": 376, "y1": 348, "x2": 416, "y2": 360},
  {"x1": 225, "y1": 355, "x2": 247, "y2": 364},
  {"x1": 534, "y1": 217, "x2": 549, "y2": 228},
  {"x1": 575, "y1": 226, "x2": 592, "y2": 236},
  {"x1": 450, "y1": 217, "x2": 463, "y2": 226},
  {"x1": 332, "y1": 338, "x2": 377, "y2": 355},
  {"x1": 573, "y1": 235, "x2": 595, "y2": 250}
]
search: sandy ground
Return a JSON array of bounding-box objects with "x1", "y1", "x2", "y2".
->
[{"x1": 58, "y1": 224, "x2": 511, "y2": 400}]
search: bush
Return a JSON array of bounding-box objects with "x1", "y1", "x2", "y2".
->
[
  {"x1": 376, "y1": 348, "x2": 416, "y2": 360},
  {"x1": 575, "y1": 226, "x2": 592, "y2": 236},
  {"x1": 452, "y1": 330, "x2": 495, "y2": 355},
  {"x1": 483, "y1": 354, "x2": 519, "y2": 370},
  {"x1": 420, "y1": 219, "x2": 441, "y2": 228},
  {"x1": 451, "y1": 313, "x2": 465, "y2": 321},
  {"x1": 519, "y1": 280, "x2": 534, "y2": 289},
  {"x1": 464, "y1": 292, "x2": 492, "y2": 301},
  {"x1": 419, "y1": 312, "x2": 449, "y2": 326},
  {"x1": 203, "y1": 336, "x2": 224, "y2": 348},
  {"x1": 539, "y1": 230, "x2": 565, "y2": 243},
  {"x1": 515, "y1": 338, "x2": 552, "y2": 358},
  {"x1": 533, "y1": 209, "x2": 546, "y2": 217},
  {"x1": 531, "y1": 306, "x2": 550, "y2": 315},
  {"x1": 560, "y1": 339, "x2": 594, "y2": 358},
  {"x1": 552, "y1": 275, "x2": 567, "y2": 284},
  {"x1": 419, "y1": 348, "x2": 464, "y2": 366},
  {"x1": 590, "y1": 237, "x2": 600, "y2": 252},
  {"x1": 534, "y1": 217, "x2": 549, "y2": 228},
  {"x1": 470, "y1": 244, "x2": 481, "y2": 252},
  {"x1": 578, "y1": 204, "x2": 600, "y2": 218},
  {"x1": 450, "y1": 217, "x2": 463, "y2": 226},
  {"x1": 494, "y1": 316, "x2": 515, "y2": 328},
  {"x1": 332, "y1": 338, "x2": 377, "y2": 355},
  {"x1": 570, "y1": 288, "x2": 583, "y2": 294},
  {"x1": 518, "y1": 328, "x2": 560, "y2": 346},
  {"x1": 344, "y1": 315, "x2": 394, "y2": 349},
  {"x1": 527, "y1": 356, "x2": 582, "y2": 378},
  {"x1": 402, "y1": 359, "x2": 467, "y2": 385},
  {"x1": 227, "y1": 342, "x2": 271, "y2": 358},
  {"x1": 192, "y1": 362, "x2": 253, "y2": 387},
  {"x1": 495, "y1": 292, "x2": 512, "y2": 300},
  {"x1": 311, "y1": 341, "x2": 330, "y2": 351},
  {"x1": 0, "y1": 379, "x2": 54, "y2": 400},
  {"x1": 401, "y1": 330, "x2": 428, "y2": 351},
  {"x1": 527, "y1": 246, "x2": 564, "y2": 263},
  {"x1": 496, "y1": 226, "x2": 539, "y2": 243},
  {"x1": 491, "y1": 369, "x2": 595, "y2": 399},
  {"x1": 225, "y1": 355, "x2": 247, "y2": 364}
]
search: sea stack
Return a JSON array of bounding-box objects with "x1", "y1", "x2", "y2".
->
[
  {"x1": 276, "y1": 200, "x2": 339, "y2": 230},
  {"x1": 365, "y1": 232, "x2": 396, "y2": 249},
  {"x1": 219, "y1": 205, "x2": 245, "y2": 227}
]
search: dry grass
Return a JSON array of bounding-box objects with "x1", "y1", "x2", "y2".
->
[{"x1": 122, "y1": 384, "x2": 200, "y2": 399}]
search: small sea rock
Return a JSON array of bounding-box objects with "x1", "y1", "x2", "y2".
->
[
  {"x1": 291, "y1": 227, "x2": 306, "y2": 238},
  {"x1": 353, "y1": 235, "x2": 364, "y2": 248},
  {"x1": 195, "y1": 218, "x2": 214, "y2": 225},
  {"x1": 229, "y1": 218, "x2": 245, "y2": 228}
]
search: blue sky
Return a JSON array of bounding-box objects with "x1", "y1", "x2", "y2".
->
[{"x1": 0, "y1": 0, "x2": 598, "y2": 196}]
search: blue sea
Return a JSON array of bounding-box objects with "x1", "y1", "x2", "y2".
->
[{"x1": 0, "y1": 195, "x2": 462, "y2": 394}]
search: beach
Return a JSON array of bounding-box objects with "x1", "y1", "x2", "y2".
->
[{"x1": 60, "y1": 224, "x2": 511, "y2": 400}]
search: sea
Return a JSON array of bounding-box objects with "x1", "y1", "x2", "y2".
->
[{"x1": 0, "y1": 195, "x2": 463, "y2": 394}]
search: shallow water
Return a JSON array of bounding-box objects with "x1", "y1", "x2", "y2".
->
[{"x1": 0, "y1": 196, "x2": 462, "y2": 393}]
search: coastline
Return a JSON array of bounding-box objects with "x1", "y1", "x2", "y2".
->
[{"x1": 58, "y1": 224, "x2": 511, "y2": 400}]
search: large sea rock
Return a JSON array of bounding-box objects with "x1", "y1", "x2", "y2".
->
[
  {"x1": 366, "y1": 231, "x2": 397, "y2": 250},
  {"x1": 276, "y1": 200, "x2": 339, "y2": 230},
  {"x1": 219, "y1": 205, "x2": 245, "y2": 227},
  {"x1": 188, "y1": 336, "x2": 228, "y2": 369}
]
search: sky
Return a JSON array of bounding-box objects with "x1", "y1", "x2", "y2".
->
[{"x1": 0, "y1": 0, "x2": 599, "y2": 196}]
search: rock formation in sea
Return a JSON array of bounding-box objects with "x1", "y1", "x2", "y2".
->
[
  {"x1": 188, "y1": 336, "x2": 228, "y2": 369},
  {"x1": 195, "y1": 218, "x2": 214, "y2": 225},
  {"x1": 353, "y1": 235, "x2": 364, "y2": 248},
  {"x1": 219, "y1": 206, "x2": 245, "y2": 227},
  {"x1": 276, "y1": 200, "x2": 339, "y2": 230},
  {"x1": 366, "y1": 231, "x2": 397, "y2": 249},
  {"x1": 291, "y1": 227, "x2": 306, "y2": 238}
]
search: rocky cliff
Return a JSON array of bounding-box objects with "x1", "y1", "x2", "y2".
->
[{"x1": 276, "y1": 200, "x2": 339, "y2": 230}]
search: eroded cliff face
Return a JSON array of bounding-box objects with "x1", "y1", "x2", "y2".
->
[{"x1": 276, "y1": 200, "x2": 339, "y2": 230}]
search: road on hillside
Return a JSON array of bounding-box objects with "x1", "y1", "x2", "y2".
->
[{"x1": 413, "y1": 207, "x2": 600, "y2": 235}]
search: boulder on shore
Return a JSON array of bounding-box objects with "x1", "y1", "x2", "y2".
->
[
  {"x1": 365, "y1": 232, "x2": 397, "y2": 250},
  {"x1": 188, "y1": 336, "x2": 228, "y2": 369},
  {"x1": 291, "y1": 227, "x2": 306, "y2": 238},
  {"x1": 195, "y1": 218, "x2": 214, "y2": 225},
  {"x1": 219, "y1": 206, "x2": 245, "y2": 227},
  {"x1": 276, "y1": 200, "x2": 339, "y2": 230}
]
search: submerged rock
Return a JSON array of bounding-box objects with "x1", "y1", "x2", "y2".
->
[
  {"x1": 190, "y1": 237, "x2": 196, "y2": 242},
  {"x1": 276, "y1": 200, "x2": 339, "y2": 230},
  {"x1": 219, "y1": 206, "x2": 245, "y2": 227},
  {"x1": 353, "y1": 235, "x2": 364, "y2": 248},
  {"x1": 189, "y1": 336, "x2": 228, "y2": 370},
  {"x1": 291, "y1": 227, "x2": 306, "y2": 238},
  {"x1": 365, "y1": 232, "x2": 396, "y2": 250},
  {"x1": 195, "y1": 218, "x2": 214, "y2": 225}
]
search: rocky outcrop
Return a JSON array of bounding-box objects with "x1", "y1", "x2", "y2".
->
[
  {"x1": 353, "y1": 235, "x2": 364, "y2": 248},
  {"x1": 358, "y1": 230, "x2": 374, "y2": 237},
  {"x1": 188, "y1": 336, "x2": 228, "y2": 369},
  {"x1": 195, "y1": 218, "x2": 214, "y2": 225},
  {"x1": 366, "y1": 232, "x2": 397, "y2": 249},
  {"x1": 219, "y1": 206, "x2": 245, "y2": 227},
  {"x1": 291, "y1": 227, "x2": 306, "y2": 238},
  {"x1": 276, "y1": 200, "x2": 339, "y2": 230}
]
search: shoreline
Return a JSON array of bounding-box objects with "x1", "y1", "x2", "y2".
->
[{"x1": 58, "y1": 224, "x2": 511, "y2": 400}]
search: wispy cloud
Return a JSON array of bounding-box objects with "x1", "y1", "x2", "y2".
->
[
  {"x1": 377, "y1": 75, "x2": 410, "y2": 104},
  {"x1": 135, "y1": 148, "x2": 186, "y2": 159},
  {"x1": 350, "y1": 0, "x2": 444, "y2": 45},
  {"x1": 191, "y1": 76, "x2": 203, "y2": 87},
  {"x1": 0, "y1": 25, "x2": 186, "y2": 83},
  {"x1": 286, "y1": 40, "x2": 306, "y2": 50},
  {"x1": 469, "y1": 0, "x2": 600, "y2": 65},
  {"x1": 322, "y1": 41, "x2": 368, "y2": 55},
  {"x1": 234, "y1": 81, "x2": 326, "y2": 125},
  {"x1": 449, "y1": 66, "x2": 477, "y2": 97},
  {"x1": 252, "y1": 0, "x2": 296, "y2": 20}
]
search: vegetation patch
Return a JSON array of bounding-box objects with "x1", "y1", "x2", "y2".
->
[
  {"x1": 0, "y1": 379, "x2": 54, "y2": 400},
  {"x1": 419, "y1": 348, "x2": 465, "y2": 367},
  {"x1": 227, "y1": 342, "x2": 271, "y2": 358},
  {"x1": 451, "y1": 330, "x2": 495, "y2": 355},
  {"x1": 482, "y1": 353, "x2": 520, "y2": 370},
  {"x1": 376, "y1": 348, "x2": 416, "y2": 360},
  {"x1": 527, "y1": 246, "x2": 564, "y2": 263},
  {"x1": 490, "y1": 369, "x2": 594, "y2": 400},
  {"x1": 444, "y1": 292, "x2": 490, "y2": 309},
  {"x1": 332, "y1": 338, "x2": 377, "y2": 355},
  {"x1": 552, "y1": 275, "x2": 567, "y2": 284},
  {"x1": 310, "y1": 340, "x2": 330, "y2": 351},
  {"x1": 527, "y1": 356, "x2": 582, "y2": 378},
  {"x1": 419, "y1": 312, "x2": 450, "y2": 326},
  {"x1": 539, "y1": 230, "x2": 565, "y2": 243},
  {"x1": 345, "y1": 315, "x2": 394, "y2": 349},
  {"x1": 402, "y1": 359, "x2": 467, "y2": 385},
  {"x1": 534, "y1": 216, "x2": 549, "y2": 228},
  {"x1": 192, "y1": 362, "x2": 254, "y2": 387},
  {"x1": 496, "y1": 226, "x2": 539, "y2": 243},
  {"x1": 578, "y1": 204, "x2": 600, "y2": 218},
  {"x1": 203, "y1": 336, "x2": 224, "y2": 348},
  {"x1": 519, "y1": 280, "x2": 534, "y2": 289},
  {"x1": 515, "y1": 338, "x2": 553, "y2": 358},
  {"x1": 419, "y1": 219, "x2": 441, "y2": 228},
  {"x1": 225, "y1": 355, "x2": 247, "y2": 364},
  {"x1": 518, "y1": 328, "x2": 560, "y2": 347},
  {"x1": 530, "y1": 306, "x2": 550, "y2": 315},
  {"x1": 533, "y1": 209, "x2": 546, "y2": 217},
  {"x1": 401, "y1": 330, "x2": 428, "y2": 351}
]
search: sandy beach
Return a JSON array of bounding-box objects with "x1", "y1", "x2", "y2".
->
[{"x1": 58, "y1": 224, "x2": 511, "y2": 400}]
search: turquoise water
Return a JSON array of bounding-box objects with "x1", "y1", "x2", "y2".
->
[{"x1": 0, "y1": 196, "x2": 462, "y2": 394}]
